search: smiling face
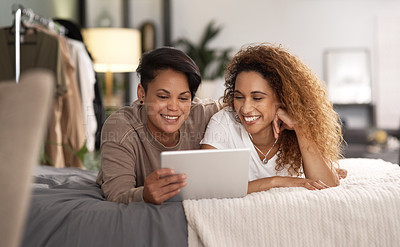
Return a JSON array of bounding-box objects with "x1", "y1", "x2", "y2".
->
[
  {"x1": 233, "y1": 71, "x2": 280, "y2": 137},
  {"x1": 138, "y1": 69, "x2": 192, "y2": 144}
]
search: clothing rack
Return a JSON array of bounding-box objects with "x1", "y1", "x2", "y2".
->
[{"x1": 11, "y1": 4, "x2": 66, "y2": 83}]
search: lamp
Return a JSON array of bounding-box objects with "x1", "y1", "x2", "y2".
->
[{"x1": 83, "y1": 28, "x2": 141, "y2": 107}]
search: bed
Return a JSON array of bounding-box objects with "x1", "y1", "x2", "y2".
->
[
  {"x1": 21, "y1": 166, "x2": 188, "y2": 247},
  {"x1": 22, "y1": 158, "x2": 400, "y2": 247}
]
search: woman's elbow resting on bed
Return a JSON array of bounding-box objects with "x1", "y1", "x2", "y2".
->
[
  {"x1": 331, "y1": 176, "x2": 341, "y2": 187},
  {"x1": 322, "y1": 170, "x2": 341, "y2": 187}
]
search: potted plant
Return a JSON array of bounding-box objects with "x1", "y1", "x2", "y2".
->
[{"x1": 174, "y1": 21, "x2": 232, "y2": 99}]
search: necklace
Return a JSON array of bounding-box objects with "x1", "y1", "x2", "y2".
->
[{"x1": 249, "y1": 134, "x2": 279, "y2": 165}]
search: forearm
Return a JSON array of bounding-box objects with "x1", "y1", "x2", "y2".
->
[
  {"x1": 102, "y1": 182, "x2": 144, "y2": 204},
  {"x1": 248, "y1": 177, "x2": 276, "y2": 193},
  {"x1": 295, "y1": 127, "x2": 339, "y2": 187},
  {"x1": 201, "y1": 144, "x2": 217, "y2": 149},
  {"x1": 248, "y1": 175, "x2": 331, "y2": 193}
]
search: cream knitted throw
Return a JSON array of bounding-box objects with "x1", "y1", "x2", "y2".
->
[{"x1": 183, "y1": 158, "x2": 400, "y2": 247}]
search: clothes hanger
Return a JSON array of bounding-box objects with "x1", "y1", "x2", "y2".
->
[{"x1": 8, "y1": 8, "x2": 37, "y2": 45}]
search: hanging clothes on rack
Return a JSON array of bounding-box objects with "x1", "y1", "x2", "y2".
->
[
  {"x1": 0, "y1": 5, "x2": 86, "y2": 168},
  {"x1": 35, "y1": 24, "x2": 87, "y2": 168},
  {"x1": 67, "y1": 39, "x2": 97, "y2": 152},
  {"x1": 54, "y1": 19, "x2": 103, "y2": 153},
  {"x1": 0, "y1": 23, "x2": 70, "y2": 168}
]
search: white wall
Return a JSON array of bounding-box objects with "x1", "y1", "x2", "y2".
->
[
  {"x1": 171, "y1": 0, "x2": 400, "y2": 129},
  {"x1": 1, "y1": 0, "x2": 399, "y2": 128},
  {"x1": 376, "y1": 15, "x2": 400, "y2": 129},
  {"x1": 171, "y1": 0, "x2": 396, "y2": 78}
]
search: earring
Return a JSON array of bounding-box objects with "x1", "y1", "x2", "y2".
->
[{"x1": 140, "y1": 96, "x2": 144, "y2": 104}]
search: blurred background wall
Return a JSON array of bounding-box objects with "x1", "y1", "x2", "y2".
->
[{"x1": 1, "y1": 0, "x2": 399, "y2": 132}]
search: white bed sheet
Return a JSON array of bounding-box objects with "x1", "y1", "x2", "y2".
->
[{"x1": 184, "y1": 158, "x2": 400, "y2": 247}]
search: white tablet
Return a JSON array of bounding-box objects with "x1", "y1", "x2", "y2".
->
[{"x1": 161, "y1": 148, "x2": 250, "y2": 201}]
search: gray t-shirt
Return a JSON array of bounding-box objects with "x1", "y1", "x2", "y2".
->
[{"x1": 97, "y1": 98, "x2": 219, "y2": 204}]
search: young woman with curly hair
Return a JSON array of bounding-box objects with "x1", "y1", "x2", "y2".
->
[{"x1": 201, "y1": 44, "x2": 345, "y2": 193}]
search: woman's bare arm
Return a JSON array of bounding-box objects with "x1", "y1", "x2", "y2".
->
[
  {"x1": 273, "y1": 109, "x2": 340, "y2": 187},
  {"x1": 294, "y1": 127, "x2": 340, "y2": 187},
  {"x1": 248, "y1": 176, "x2": 329, "y2": 194},
  {"x1": 201, "y1": 144, "x2": 217, "y2": 150}
]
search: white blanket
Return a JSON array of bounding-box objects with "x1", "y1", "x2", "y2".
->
[{"x1": 183, "y1": 158, "x2": 400, "y2": 247}]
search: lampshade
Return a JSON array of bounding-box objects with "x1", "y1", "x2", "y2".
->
[{"x1": 83, "y1": 28, "x2": 141, "y2": 72}]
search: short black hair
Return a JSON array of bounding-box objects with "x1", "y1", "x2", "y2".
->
[{"x1": 136, "y1": 47, "x2": 201, "y2": 100}]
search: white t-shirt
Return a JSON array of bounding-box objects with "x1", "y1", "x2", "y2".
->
[{"x1": 200, "y1": 107, "x2": 290, "y2": 181}]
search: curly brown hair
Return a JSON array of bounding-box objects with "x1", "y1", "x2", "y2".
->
[{"x1": 223, "y1": 43, "x2": 343, "y2": 175}]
